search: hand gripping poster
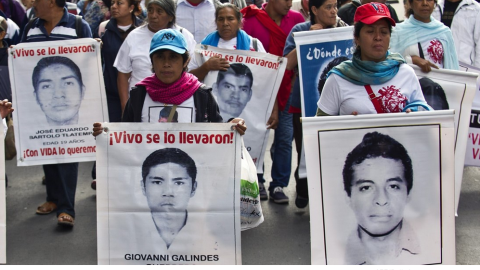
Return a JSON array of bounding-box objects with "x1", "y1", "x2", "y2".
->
[
  {"x1": 193, "y1": 45, "x2": 286, "y2": 173},
  {"x1": 96, "y1": 123, "x2": 241, "y2": 265},
  {"x1": 8, "y1": 39, "x2": 108, "y2": 166},
  {"x1": 302, "y1": 111, "x2": 456, "y2": 265},
  {"x1": 411, "y1": 66, "x2": 477, "y2": 212},
  {"x1": 0, "y1": 127, "x2": 5, "y2": 264},
  {"x1": 459, "y1": 61, "x2": 480, "y2": 168}
]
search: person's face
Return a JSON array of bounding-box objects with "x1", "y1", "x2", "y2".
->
[
  {"x1": 152, "y1": 50, "x2": 187, "y2": 84},
  {"x1": 312, "y1": 0, "x2": 338, "y2": 28},
  {"x1": 355, "y1": 19, "x2": 391, "y2": 62},
  {"x1": 158, "y1": 117, "x2": 168, "y2": 122},
  {"x1": 214, "y1": 74, "x2": 252, "y2": 117},
  {"x1": 216, "y1": 7, "x2": 241, "y2": 41},
  {"x1": 110, "y1": 0, "x2": 134, "y2": 20},
  {"x1": 411, "y1": 0, "x2": 435, "y2": 23},
  {"x1": 270, "y1": 0, "x2": 293, "y2": 16},
  {"x1": 301, "y1": 0, "x2": 309, "y2": 10},
  {"x1": 35, "y1": 64, "x2": 84, "y2": 125},
  {"x1": 147, "y1": 4, "x2": 173, "y2": 32},
  {"x1": 33, "y1": 0, "x2": 53, "y2": 20},
  {"x1": 142, "y1": 162, "x2": 196, "y2": 213},
  {"x1": 347, "y1": 157, "x2": 409, "y2": 235}
]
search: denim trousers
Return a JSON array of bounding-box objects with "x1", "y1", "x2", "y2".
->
[
  {"x1": 258, "y1": 95, "x2": 294, "y2": 192},
  {"x1": 44, "y1": 162, "x2": 79, "y2": 218}
]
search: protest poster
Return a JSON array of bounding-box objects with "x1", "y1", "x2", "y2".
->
[
  {"x1": 193, "y1": 45, "x2": 286, "y2": 173},
  {"x1": 292, "y1": 26, "x2": 354, "y2": 179},
  {"x1": 302, "y1": 111, "x2": 456, "y2": 265},
  {"x1": 96, "y1": 123, "x2": 241, "y2": 265},
  {"x1": 8, "y1": 39, "x2": 108, "y2": 166},
  {"x1": 459, "y1": 61, "x2": 480, "y2": 168},
  {"x1": 294, "y1": 26, "x2": 354, "y2": 118},
  {"x1": 412, "y1": 66, "x2": 477, "y2": 211},
  {"x1": 0, "y1": 126, "x2": 5, "y2": 264}
]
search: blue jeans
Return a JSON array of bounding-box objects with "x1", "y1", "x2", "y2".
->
[
  {"x1": 44, "y1": 163, "x2": 79, "y2": 218},
  {"x1": 258, "y1": 95, "x2": 294, "y2": 192}
]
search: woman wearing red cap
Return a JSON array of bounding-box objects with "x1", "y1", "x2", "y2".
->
[{"x1": 316, "y1": 2, "x2": 428, "y2": 116}]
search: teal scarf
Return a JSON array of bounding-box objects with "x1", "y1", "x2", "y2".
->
[
  {"x1": 328, "y1": 51, "x2": 406, "y2": 85},
  {"x1": 201, "y1": 29, "x2": 251, "y2": 50},
  {"x1": 390, "y1": 15, "x2": 459, "y2": 70}
]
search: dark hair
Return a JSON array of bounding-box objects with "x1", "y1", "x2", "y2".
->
[
  {"x1": 142, "y1": 148, "x2": 197, "y2": 189},
  {"x1": 406, "y1": 0, "x2": 437, "y2": 17},
  {"x1": 353, "y1": 20, "x2": 392, "y2": 54},
  {"x1": 215, "y1": 3, "x2": 242, "y2": 22},
  {"x1": 159, "y1": 106, "x2": 179, "y2": 121},
  {"x1": 309, "y1": 0, "x2": 329, "y2": 24},
  {"x1": 150, "y1": 49, "x2": 190, "y2": 72},
  {"x1": 342, "y1": 132, "x2": 413, "y2": 196},
  {"x1": 32, "y1": 56, "x2": 84, "y2": 92},
  {"x1": 126, "y1": 0, "x2": 142, "y2": 15},
  {"x1": 419, "y1": 77, "x2": 449, "y2": 110},
  {"x1": 147, "y1": 0, "x2": 176, "y2": 28},
  {"x1": 55, "y1": 0, "x2": 66, "y2": 8},
  {"x1": 216, "y1": 63, "x2": 253, "y2": 88},
  {"x1": 317, "y1": 56, "x2": 349, "y2": 96}
]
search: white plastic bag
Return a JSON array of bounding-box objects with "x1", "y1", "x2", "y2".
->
[{"x1": 240, "y1": 138, "x2": 264, "y2": 230}]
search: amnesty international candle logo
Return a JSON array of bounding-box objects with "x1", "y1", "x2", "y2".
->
[{"x1": 9, "y1": 39, "x2": 108, "y2": 166}]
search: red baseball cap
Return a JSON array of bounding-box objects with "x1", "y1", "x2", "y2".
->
[{"x1": 354, "y1": 2, "x2": 396, "y2": 26}]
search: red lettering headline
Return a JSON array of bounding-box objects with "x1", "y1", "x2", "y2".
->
[
  {"x1": 201, "y1": 50, "x2": 280, "y2": 70},
  {"x1": 109, "y1": 131, "x2": 234, "y2": 145},
  {"x1": 13, "y1": 45, "x2": 95, "y2": 59}
]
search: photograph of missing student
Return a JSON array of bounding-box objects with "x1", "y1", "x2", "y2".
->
[
  {"x1": 317, "y1": 126, "x2": 442, "y2": 265},
  {"x1": 212, "y1": 63, "x2": 253, "y2": 121},
  {"x1": 96, "y1": 124, "x2": 241, "y2": 265},
  {"x1": 9, "y1": 39, "x2": 108, "y2": 166},
  {"x1": 147, "y1": 106, "x2": 194, "y2": 123},
  {"x1": 195, "y1": 45, "x2": 286, "y2": 172},
  {"x1": 0, "y1": 127, "x2": 5, "y2": 264}
]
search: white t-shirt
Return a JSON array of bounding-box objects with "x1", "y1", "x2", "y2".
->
[
  {"x1": 318, "y1": 64, "x2": 426, "y2": 115},
  {"x1": 114, "y1": 24, "x2": 197, "y2": 92},
  {"x1": 141, "y1": 95, "x2": 196, "y2": 123},
  {"x1": 403, "y1": 39, "x2": 444, "y2": 69},
  {"x1": 189, "y1": 37, "x2": 266, "y2": 70}
]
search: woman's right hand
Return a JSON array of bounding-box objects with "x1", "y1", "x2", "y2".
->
[
  {"x1": 93, "y1": 122, "x2": 104, "y2": 137},
  {"x1": 412, "y1": 56, "x2": 439, "y2": 73},
  {"x1": 310, "y1": 24, "x2": 324, "y2": 31},
  {"x1": 206, "y1": 55, "x2": 230, "y2": 71}
]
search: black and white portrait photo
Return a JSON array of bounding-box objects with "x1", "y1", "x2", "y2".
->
[
  {"x1": 96, "y1": 124, "x2": 241, "y2": 264},
  {"x1": 342, "y1": 132, "x2": 419, "y2": 264},
  {"x1": 140, "y1": 148, "x2": 197, "y2": 249},
  {"x1": 32, "y1": 56, "x2": 85, "y2": 126},
  {"x1": 213, "y1": 63, "x2": 253, "y2": 121}
]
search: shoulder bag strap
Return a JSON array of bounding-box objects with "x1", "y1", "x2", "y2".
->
[{"x1": 364, "y1": 85, "x2": 385, "y2": 113}]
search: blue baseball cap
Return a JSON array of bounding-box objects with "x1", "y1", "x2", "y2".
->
[{"x1": 149, "y1": 29, "x2": 187, "y2": 56}]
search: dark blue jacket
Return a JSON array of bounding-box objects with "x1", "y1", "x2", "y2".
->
[{"x1": 100, "y1": 15, "x2": 142, "y2": 121}]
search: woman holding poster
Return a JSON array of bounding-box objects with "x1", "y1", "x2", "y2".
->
[
  {"x1": 389, "y1": 0, "x2": 459, "y2": 72},
  {"x1": 317, "y1": 2, "x2": 427, "y2": 116},
  {"x1": 283, "y1": 0, "x2": 348, "y2": 208},
  {"x1": 114, "y1": 0, "x2": 196, "y2": 112},
  {"x1": 188, "y1": 3, "x2": 266, "y2": 81},
  {"x1": 94, "y1": 29, "x2": 246, "y2": 133}
]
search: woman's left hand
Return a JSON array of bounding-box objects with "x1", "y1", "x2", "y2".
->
[
  {"x1": 0, "y1": 99, "x2": 13, "y2": 119},
  {"x1": 230, "y1": 118, "x2": 247, "y2": 135}
]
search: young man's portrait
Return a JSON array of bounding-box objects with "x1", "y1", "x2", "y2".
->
[
  {"x1": 141, "y1": 147, "x2": 197, "y2": 249},
  {"x1": 213, "y1": 63, "x2": 253, "y2": 120},
  {"x1": 32, "y1": 56, "x2": 85, "y2": 126}
]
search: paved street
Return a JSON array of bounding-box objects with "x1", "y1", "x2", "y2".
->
[{"x1": 4, "y1": 131, "x2": 480, "y2": 265}]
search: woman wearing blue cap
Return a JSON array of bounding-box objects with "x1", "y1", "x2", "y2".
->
[{"x1": 93, "y1": 29, "x2": 246, "y2": 134}]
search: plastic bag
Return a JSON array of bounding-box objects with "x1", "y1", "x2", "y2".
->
[{"x1": 240, "y1": 138, "x2": 264, "y2": 230}]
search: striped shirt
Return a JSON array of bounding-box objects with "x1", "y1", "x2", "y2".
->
[{"x1": 21, "y1": 7, "x2": 92, "y2": 43}]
